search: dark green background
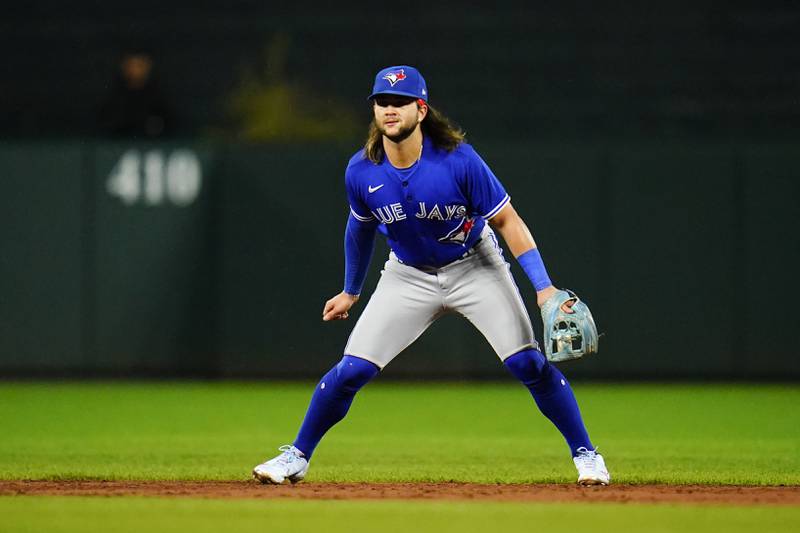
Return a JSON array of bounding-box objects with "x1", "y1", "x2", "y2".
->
[
  {"x1": 2, "y1": 2, "x2": 797, "y2": 141},
  {"x1": 1, "y1": 140, "x2": 797, "y2": 379}
]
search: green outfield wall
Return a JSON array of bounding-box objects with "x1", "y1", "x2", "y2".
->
[{"x1": 0, "y1": 141, "x2": 797, "y2": 379}]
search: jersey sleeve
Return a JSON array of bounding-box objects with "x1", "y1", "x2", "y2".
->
[
  {"x1": 345, "y1": 164, "x2": 375, "y2": 222},
  {"x1": 461, "y1": 146, "x2": 510, "y2": 219}
]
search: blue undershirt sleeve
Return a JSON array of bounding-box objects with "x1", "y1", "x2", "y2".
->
[{"x1": 343, "y1": 213, "x2": 378, "y2": 296}]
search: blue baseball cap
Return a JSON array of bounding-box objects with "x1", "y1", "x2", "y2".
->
[{"x1": 368, "y1": 65, "x2": 428, "y2": 102}]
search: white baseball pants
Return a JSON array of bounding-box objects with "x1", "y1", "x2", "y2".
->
[{"x1": 344, "y1": 227, "x2": 537, "y2": 368}]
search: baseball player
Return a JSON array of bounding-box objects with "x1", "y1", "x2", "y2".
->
[{"x1": 253, "y1": 65, "x2": 610, "y2": 486}]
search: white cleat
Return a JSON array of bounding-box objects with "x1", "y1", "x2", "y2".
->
[
  {"x1": 573, "y1": 447, "x2": 610, "y2": 486},
  {"x1": 253, "y1": 445, "x2": 309, "y2": 484}
]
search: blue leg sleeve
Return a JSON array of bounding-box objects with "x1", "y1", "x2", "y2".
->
[
  {"x1": 293, "y1": 355, "x2": 380, "y2": 459},
  {"x1": 503, "y1": 348, "x2": 593, "y2": 456}
]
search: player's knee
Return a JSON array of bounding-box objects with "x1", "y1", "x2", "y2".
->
[
  {"x1": 335, "y1": 355, "x2": 379, "y2": 392},
  {"x1": 503, "y1": 348, "x2": 549, "y2": 387}
]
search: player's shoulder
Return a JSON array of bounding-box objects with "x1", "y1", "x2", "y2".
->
[
  {"x1": 443, "y1": 141, "x2": 482, "y2": 167},
  {"x1": 346, "y1": 148, "x2": 368, "y2": 167},
  {"x1": 345, "y1": 149, "x2": 378, "y2": 183},
  {"x1": 452, "y1": 141, "x2": 480, "y2": 158},
  {"x1": 346, "y1": 148, "x2": 380, "y2": 171}
]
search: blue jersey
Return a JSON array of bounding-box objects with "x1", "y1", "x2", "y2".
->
[{"x1": 345, "y1": 136, "x2": 510, "y2": 269}]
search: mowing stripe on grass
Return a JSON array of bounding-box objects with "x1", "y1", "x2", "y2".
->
[{"x1": 2, "y1": 496, "x2": 800, "y2": 533}]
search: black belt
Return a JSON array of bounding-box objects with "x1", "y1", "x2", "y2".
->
[{"x1": 403, "y1": 238, "x2": 483, "y2": 273}]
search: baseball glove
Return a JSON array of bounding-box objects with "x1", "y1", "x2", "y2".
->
[{"x1": 540, "y1": 289, "x2": 599, "y2": 362}]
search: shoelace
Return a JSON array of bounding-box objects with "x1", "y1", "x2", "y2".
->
[
  {"x1": 274, "y1": 445, "x2": 300, "y2": 465},
  {"x1": 574, "y1": 446, "x2": 599, "y2": 469}
]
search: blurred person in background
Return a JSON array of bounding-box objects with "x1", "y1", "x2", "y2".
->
[{"x1": 99, "y1": 48, "x2": 172, "y2": 138}]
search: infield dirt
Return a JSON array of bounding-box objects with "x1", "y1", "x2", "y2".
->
[{"x1": 2, "y1": 481, "x2": 798, "y2": 506}]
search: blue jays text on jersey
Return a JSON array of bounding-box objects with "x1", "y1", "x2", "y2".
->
[{"x1": 345, "y1": 136, "x2": 510, "y2": 269}]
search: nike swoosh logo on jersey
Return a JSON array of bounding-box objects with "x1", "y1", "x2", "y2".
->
[{"x1": 368, "y1": 184, "x2": 385, "y2": 193}]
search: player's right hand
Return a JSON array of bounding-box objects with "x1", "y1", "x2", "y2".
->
[{"x1": 322, "y1": 292, "x2": 359, "y2": 321}]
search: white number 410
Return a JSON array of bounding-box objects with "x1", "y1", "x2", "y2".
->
[{"x1": 106, "y1": 149, "x2": 202, "y2": 207}]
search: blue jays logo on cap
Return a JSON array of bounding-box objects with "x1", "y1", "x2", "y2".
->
[
  {"x1": 369, "y1": 65, "x2": 428, "y2": 101},
  {"x1": 383, "y1": 69, "x2": 407, "y2": 86}
]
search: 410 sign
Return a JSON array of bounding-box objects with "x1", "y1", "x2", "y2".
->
[{"x1": 106, "y1": 149, "x2": 203, "y2": 207}]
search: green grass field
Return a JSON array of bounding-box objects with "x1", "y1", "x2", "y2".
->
[
  {"x1": 2, "y1": 382, "x2": 798, "y2": 484},
  {"x1": 2, "y1": 382, "x2": 799, "y2": 532},
  {"x1": 2, "y1": 497, "x2": 799, "y2": 533}
]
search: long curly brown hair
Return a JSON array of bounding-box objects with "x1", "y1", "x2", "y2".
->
[{"x1": 363, "y1": 103, "x2": 466, "y2": 164}]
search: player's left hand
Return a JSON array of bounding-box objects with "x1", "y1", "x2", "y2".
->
[
  {"x1": 539, "y1": 288, "x2": 599, "y2": 361},
  {"x1": 536, "y1": 285, "x2": 575, "y2": 313},
  {"x1": 322, "y1": 292, "x2": 360, "y2": 321}
]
